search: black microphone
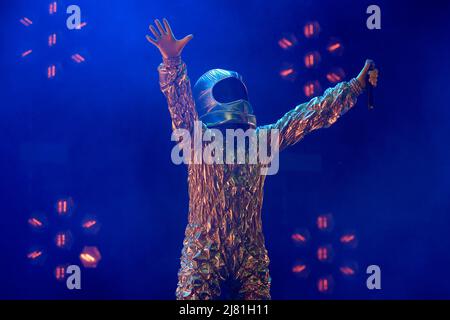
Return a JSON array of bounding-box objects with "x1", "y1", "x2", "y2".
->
[{"x1": 367, "y1": 62, "x2": 375, "y2": 110}]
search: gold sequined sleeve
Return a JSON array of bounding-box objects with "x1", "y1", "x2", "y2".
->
[
  {"x1": 263, "y1": 78, "x2": 363, "y2": 151},
  {"x1": 158, "y1": 56, "x2": 198, "y2": 132}
]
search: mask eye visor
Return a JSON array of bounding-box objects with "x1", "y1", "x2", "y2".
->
[{"x1": 212, "y1": 77, "x2": 248, "y2": 104}]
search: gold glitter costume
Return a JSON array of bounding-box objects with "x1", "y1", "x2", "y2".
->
[{"x1": 158, "y1": 56, "x2": 363, "y2": 300}]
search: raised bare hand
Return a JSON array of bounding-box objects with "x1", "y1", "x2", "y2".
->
[{"x1": 146, "y1": 18, "x2": 193, "y2": 59}]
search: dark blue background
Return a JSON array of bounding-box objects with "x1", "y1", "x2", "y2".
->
[{"x1": 1, "y1": 0, "x2": 449, "y2": 299}]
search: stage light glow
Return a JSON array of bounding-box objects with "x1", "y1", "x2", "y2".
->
[
  {"x1": 55, "y1": 197, "x2": 74, "y2": 216},
  {"x1": 279, "y1": 65, "x2": 296, "y2": 81},
  {"x1": 327, "y1": 39, "x2": 344, "y2": 56},
  {"x1": 20, "y1": 17, "x2": 33, "y2": 27},
  {"x1": 303, "y1": 80, "x2": 321, "y2": 97},
  {"x1": 340, "y1": 232, "x2": 358, "y2": 248},
  {"x1": 291, "y1": 233, "x2": 305, "y2": 242},
  {"x1": 54, "y1": 230, "x2": 74, "y2": 250},
  {"x1": 326, "y1": 67, "x2": 345, "y2": 83},
  {"x1": 316, "y1": 245, "x2": 334, "y2": 262},
  {"x1": 291, "y1": 228, "x2": 310, "y2": 246},
  {"x1": 47, "y1": 65, "x2": 56, "y2": 79},
  {"x1": 27, "y1": 247, "x2": 46, "y2": 265},
  {"x1": 278, "y1": 34, "x2": 297, "y2": 50},
  {"x1": 71, "y1": 53, "x2": 85, "y2": 63},
  {"x1": 278, "y1": 38, "x2": 293, "y2": 50},
  {"x1": 316, "y1": 213, "x2": 334, "y2": 232},
  {"x1": 317, "y1": 275, "x2": 334, "y2": 293},
  {"x1": 292, "y1": 264, "x2": 306, "y2": 273},
  {"x1": 339, "y1": 261, "x2": 358, "y2": 277},
  {"x1": 77, "y1": 22, "x2": 87, "y2": 29},
  {"x1": 27, "y1": 250, "x2": 43, "y2": 260},
  {"x1": 28, "y1": 213, "x2": 47, "y2": 231},
  {"x1": 28, "y1": 218, "x2": 43, "y2": 228},
  {"x1": 303, "y1": 21, "x2": 320, "y2": 38},
  {"x1": 304, "y1": 51, "x2": 321, "y2": 68},
  {"x1": 55, "y1": 265, "x2": 67, "y2": 281},
  {"x1": 81, "y1": 215, "x2": 101, "y2": 234},
  {"x1": 48, "y1": 33, "x2": 57, "y2": 47},
  {"x1": 21, "y1": 50, "x2": 33, "y2": 58},
  {"x1": 49, "y1": 2, "x2": 58, "y2": 15},
  {"x1": 340, "y1": 266, "x2": 355, "y2": 276},
  {"x1": 292, "y1": 260, "x2": 310, "y2": 278},
  {"x1": 83, "y1": 219, "x2": 96, "y2": 228},
  {"x1": 80, "y1": 246, "x2": 101, "y2": 268},
  {"x1": 280, "y1": 68, "x2": 294, "y2": 77}
]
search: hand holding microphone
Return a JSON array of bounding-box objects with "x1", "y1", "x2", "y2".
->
[{"x1": 356, "y1": 59, "x2": 379, "y2": 109}]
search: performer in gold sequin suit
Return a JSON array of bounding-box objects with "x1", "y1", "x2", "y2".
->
[{"x1": 146, "y1": 19, "x2": 379, "y2": 300}]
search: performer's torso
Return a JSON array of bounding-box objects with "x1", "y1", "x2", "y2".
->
[{"x1": 187, "y1": 160, "x2": 266, "y2": 245}]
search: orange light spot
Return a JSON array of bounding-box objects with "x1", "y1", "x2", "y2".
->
[
  {"x1": 318, "y1": 278, "x2": 329, "y2": 292},
  {"x1": 317, "y1": 247, "x2": 328, "y2": 261},
  {"x1": 329, "y1": 43, "x2": 341, "y2": 52},
  {"x1": 56, "y1": 233, "x2": 66, "y2": 247},
  {"x1": 55, "y1": 266, "x2": 66, "y2": 280},
  {"x1": 77, "y1": 22, "x2": 87, "y2": 29},
  {"x1": 21, "y1": 49, "x2": 33, "y2": 57},
  {"x1": 71, "y1": 53, "x2": 85, "y2": 63},
  {"x1": 304, "y1": 52, "x2": 320, "y2": 68},
  {"x1": 82, "y1": 220, "x2": 97, "y2": 228},
  {"x1": 317, "y1": 216, "x2": 328, "y2": 229},
  {"x1": 47, "y1": 65, "x2": 56, "y2": 79},
  {"x1": 27, "y1": 250, "x2": 42, "y2": 259},
  {"x1": 57, "y1": 199, "x2": 68, "y2": 214},
  {"x1": 304, "y1": 81, "x2": 321, "y2": 97},
  {"x1": 291, "y1": 233, "x2": 306, "y2": 242},
  {"x1": 304, "y1": 21, "x2": 320, "y2": 38},
  {"x1": 49, "y1": 2, "x2": 57, "y2": 15},
  {"x1": 280, "y1": 68, "x2": 294, "y2": 77},
  {"x1": 340, "y1": 266, "x2": 355, "y2": 275},
  {"x1": 80, "y1": 253, "x2": 96, "y2": 263},
  {"x1": 292, "y1": 264, "x2": 306, "y2": 273},
  {"x1": 28, "y1": 218, "x2": 42, "y2": 227},
  {"x1": 340, "y1": 234, "x2": 355, "y2": 243},
  {"x1": 278, "y1": 38, "x2": 293, "y2": 49}
]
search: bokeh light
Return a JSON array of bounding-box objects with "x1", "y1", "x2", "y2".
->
[
  {"x1": 326, "y1": 67, "x2": 346, "y2": 83},
  {"x1": 317, "y1": 275, "x2": 334, "y2": 293},
  {"x1": 54, "y1": 230, "x2": 74, "y2": 250},
  {"x1": 28, "y1": 213, "x2": 48, "y2": 232},
  {"x1": 316, "y1": 244, "x2": 334, "y2": 262},
  {"x1": 278, "y1": 33, "x2": 298, "y2": 50},
  {"x1": 55, "y1": 197, "x2": 74, "y2": 216},
  {"x1": 303, "y1": 21, "x2": 320, "y2": 38},
  {"x1": 304, "y1": 51, "x2": 321, "y2": 68},
  {"x1": 326, "y1": 38, "x2": 344, "y2": 56},
  {"x1": 79, "y1": 246, "x2": 102, "y2": 268},
  {"x1": 291, "y1": 228, "x2": 310, "y2": 246},
  {"x1": 81, "y1": 215, "x2": 101, "y2": 235},
  {"x1": 27, "y1": 246, "x2": 46, "y2": 266},
  {"x1": 303, "y1": 80, "x2": 321, "y2": 97},
  {"x1": 340, "y1": 231, "x2": 358, "y2": 249},
  {"x1": 316, "y1": 213, "x2": 334, "y2": 232}
]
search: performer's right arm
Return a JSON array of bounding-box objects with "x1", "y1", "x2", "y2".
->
[
  {"x1": 158, "y1": 57, "x2": 197, "y2": 132},
  {"x1": 146, "y1": 18, "x2": 195, "y2": 131}
]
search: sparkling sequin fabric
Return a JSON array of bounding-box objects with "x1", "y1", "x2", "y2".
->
[{"x1": 158, "y1": 56, "x2": 362, "y2": 300}]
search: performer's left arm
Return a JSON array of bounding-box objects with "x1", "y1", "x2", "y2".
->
[{"x1": 263, "y1": 60, "x2": 378, "y2": 151}]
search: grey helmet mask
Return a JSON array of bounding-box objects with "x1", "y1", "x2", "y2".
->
[{"x1": 193, "y1": 69, "x2": 257, "y2": 128}]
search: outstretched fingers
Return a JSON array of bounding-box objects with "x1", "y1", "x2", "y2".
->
[
  {"x1": 149, "y1": 24, "x2": 160, "y2": 39},
  {"x1": 145, "y1": 34, "x2": 157, "y2": 45},
  {"x1": 163, "y1": 18, "x2": 174, "y2": 38},
  {"x1": 155, "y1": 19, "x2": 166, "y2": 36}
]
